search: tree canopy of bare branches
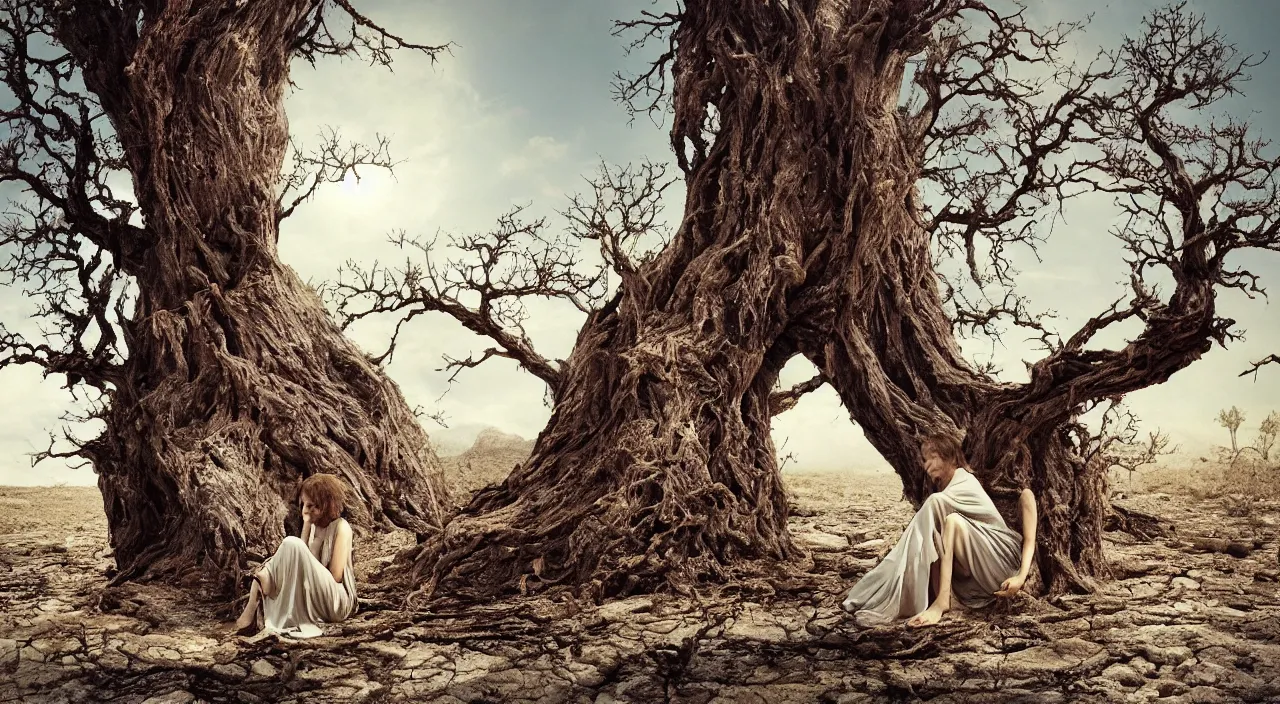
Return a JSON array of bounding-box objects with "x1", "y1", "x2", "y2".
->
[{"x1": 337, "y1": 1, "x2": 1279, "y2": 601}]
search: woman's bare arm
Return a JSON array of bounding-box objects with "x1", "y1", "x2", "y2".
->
[
  {"x1": 1015, "y1": 488, "x2": 1038, "y2": 577},
  {"x1": 995, "y1": 488, "x2": 1038, "y2": 596},
  {"x1": 300, "y1": 516, "x2": 312, "y2": 541},
  {"x1": 326, "y1": 520, "x2": 353, "y2": 584}
]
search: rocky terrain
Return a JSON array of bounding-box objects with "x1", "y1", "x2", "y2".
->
[
  {"x1": 1, "y1": 468, "x2": 1278, "y2": 703},
  {"x1": 436, "y1": 428, "x2": 535, "y2": 505}
]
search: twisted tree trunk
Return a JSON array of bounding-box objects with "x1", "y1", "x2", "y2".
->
[
  {"x1": 410, "y1": 0, "x2": 952, "y2": 601},
  {"x1": 788, "y1": 100, "x2": 1223, "y2": 593},
  {"x1": 783, "y1": 153, "x2": 1117, "y2": 591},
  {"x1": 54, "y1": 1, "x2": 449, "y2": 591}
]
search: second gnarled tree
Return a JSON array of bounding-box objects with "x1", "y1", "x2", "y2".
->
[{"x1": 337, "y1": 0, "x2": 1280, "y2": 601}]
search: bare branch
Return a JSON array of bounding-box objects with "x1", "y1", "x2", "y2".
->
[
  {"x1": 325, "y1": 206, "x2": 608, "y2": 393},
  {"x1": 1073, "y1": 398, "x2": 1176, "y2": 485},
  {"x1": 1239, "y1": 353, "x2": 1279, "y2": 380},
  {"x1": 1059, "y1": 275, "x2": 1162, "y2": 353},
  {"x1": 941, "y1": 281, "x2": 1057, "y2": 349},
  {"x1": 0, "y1": 1, "x2": 141, "y2": 392},
  {"x1": 913, "y1": 6, "x2": 1108, "y2": 292},
  {"x1": 277, "y1": 128, "x2": 397, "y2": 223},
  {"x1": 610, "y1": 6, "x2": 682, "y2": 122},
  {"x1": 294, "y1": 0, "x2": 453, "y2": 68},
  {"x1": 776, "y1": 435, "x2": 798, "y2": 473},
  {"x1": 769, "y1": 374, "x2": 826, "y2": 416},
  {"x1": 561, "y1": 159, "x2": 675, "y2": 283}
]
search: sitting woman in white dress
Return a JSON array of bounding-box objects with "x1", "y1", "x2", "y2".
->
[
  {"x1": 841, "y1": 433, "x2": 1038, "y2": 628},
  {"x1": 232, "y1": 473, "x2": 358, "y2": 637}
]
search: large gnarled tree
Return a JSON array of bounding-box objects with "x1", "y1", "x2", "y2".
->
[
  {"x1": 0, "y1": 0, "x2": 451, "y2": 592},
  {"x1": 336, "y1": 0, "x2": 958, "y2": 601}
]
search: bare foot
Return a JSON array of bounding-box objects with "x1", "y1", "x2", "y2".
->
[
  {"x1": 230, "y1": 612, "x2": 257, "y2": 635},
  {"x1": 907, "y1": 604, "x2": 946, "y2": 628}
]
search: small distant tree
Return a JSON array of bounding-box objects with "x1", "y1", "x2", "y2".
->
[
  {"x1": 1255, "y1": 411, "x2": 1279, "y2": 461},
  {"x1": 1217, "y1": 407, "x2": 1246, "y2": 453},
  {"x1": 1079, "y1": 399, "x2": 1176, "y2": 488},
  {"x1": 1206, "y1": 408, "x2": 1278, "y2": 516}
]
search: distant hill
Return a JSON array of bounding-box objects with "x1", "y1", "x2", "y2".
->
[
  {"x1": 429, "y1": 422, "x2": 496, "y2": 457},
  {"x1": 439, "y1": 427, "x2": 535, "y2": 505}
]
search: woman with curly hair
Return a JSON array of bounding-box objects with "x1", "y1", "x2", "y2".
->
[{"x1": 232, "y1": 473, "x2": 358, "y2": 637}]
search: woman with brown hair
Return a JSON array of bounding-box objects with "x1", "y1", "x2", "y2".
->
[
  {"x1": 232, "y1": 473, "x2": 358, "y2": 637},
  {"x1": 841, "y1": 433, "x2": 1038, "y2": 628}
]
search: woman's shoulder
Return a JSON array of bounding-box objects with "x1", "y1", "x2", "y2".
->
[{"x1": 319, "y1": 517, "x2": 353, "y2": 536}]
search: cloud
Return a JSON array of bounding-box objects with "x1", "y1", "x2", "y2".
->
[{"x1": 499, "y1": 136, "x2": 570, "y2": 176}]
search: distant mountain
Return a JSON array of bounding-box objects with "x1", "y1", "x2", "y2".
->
[
  {"x1": 439, "y1": 426, "x2": 535, "y2": 505},
  {"x1": 428, "y1": 422, "x2": 494, "y2": 457}
]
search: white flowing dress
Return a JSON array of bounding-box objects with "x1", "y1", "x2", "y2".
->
[
  {"x1": 841, "y1": 467, "x2": 1022, "y2": 627},
  {"x1": 259, "y1": 518, "x2": 358, "y2": 638}
]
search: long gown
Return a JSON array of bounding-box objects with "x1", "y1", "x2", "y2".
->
[
  {"x1": 259, "y1": 517, "x2": 358, "y2": 638},
  {"x1": 841, "y1": 467, "x2": 1022, "y2": 627}
]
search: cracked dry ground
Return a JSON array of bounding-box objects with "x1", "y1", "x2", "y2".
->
[{"x1": 2, "y1": 474, "x2": 1279, "y2": 704}]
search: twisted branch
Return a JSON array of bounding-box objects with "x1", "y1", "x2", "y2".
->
[
  {"x1": 295, "y1": 0, "x2": 452, "y2": 67},
  {"x1": 1239, "y1": 354, "x2": 1279, "y2": 379},
  {"x1": 769, "y1": 374, "x2": 827, "y2": 416},
  {"x1": 326, "y1": 206, "x2": 606, "y2": 392}
]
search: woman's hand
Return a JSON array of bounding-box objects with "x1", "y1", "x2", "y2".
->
[{"x1": 994, "y1": 573, "x2": 1026, "y2": 598}]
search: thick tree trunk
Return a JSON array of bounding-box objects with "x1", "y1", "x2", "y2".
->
[
  {"x1": 772, "y1": 69, "x2": 1118, "y2": 591},
  {"x1": 964, "y1": 418, "x2": 1110, "y2": 592},
  {"x1": 56, "y1": 1, "x2": 449, "y2": 591},
  {"x1": 415, "y1": 308, "x2": 799, "y2": 601},
  {"x1": 410, "y1": 0, "x2": 948, "y2": 601},
  {"x1": 787, "y1": 88, "x2": 1221, "y2": 593}
]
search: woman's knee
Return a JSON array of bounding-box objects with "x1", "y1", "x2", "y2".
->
[
  {"x1": 275, "y1": 535, "x2": 307, "y2": 556},
  {"x1": 942, "y1": 515, "x2": 971, "y2": 548}
]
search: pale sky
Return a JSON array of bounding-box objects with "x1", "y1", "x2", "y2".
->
[{"x1": 1, "y1": 0, "x2": 1277, "y2": 485}]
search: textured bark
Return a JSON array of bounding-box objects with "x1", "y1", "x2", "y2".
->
[
  {"x1": 52, "y1": 2, "x2": 449, "y2": 591},
  {"x1": 795, "y1": 203, "x2": 1220, "y2": 592},
  {"x1": 409, "y1": 0, "x2": 952, "y2": 602},
  {"x1": 783, "y1": 145, "x2": 1128, "y2": 591}
]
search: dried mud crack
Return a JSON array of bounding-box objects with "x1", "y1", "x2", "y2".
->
[{"x1": 1, "y1": 476, "x2": 1278, "y2": 703}]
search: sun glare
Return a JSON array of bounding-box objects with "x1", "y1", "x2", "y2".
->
[{"x1": 343, "y1": 170, "x2": 373, "y2": 194}]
